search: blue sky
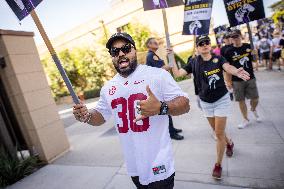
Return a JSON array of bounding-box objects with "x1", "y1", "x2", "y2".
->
[{"x1": 0, "y1": 0, "x2": 279, "y2": 44}]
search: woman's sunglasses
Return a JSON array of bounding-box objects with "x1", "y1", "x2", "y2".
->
[
  {"x1": 109, "y1": 43, "x2": 133, "y2": 57},
  {"x1": 198, "y1": 40, "x2": 210, "y2": 47}
]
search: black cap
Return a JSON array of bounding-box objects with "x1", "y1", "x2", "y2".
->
[
  {"x1": 106, "y1": 32, "x2": 135, "y2": 50},
  {"x1": 223, "y1": 32, "x2": 231, "y2": 38},
  {"x1": 196, "y1": 35, "x2": 210, "y2": 46},
  {"x1": 230, "y1": 29, "x2": 242, "y2": 36}
]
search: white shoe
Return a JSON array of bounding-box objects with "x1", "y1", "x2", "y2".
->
[
  {"x1": 212, "y1": 132, "x2": 217, "y2": 141},
  {"x1": 238, "y1": 119, "x2": 250, "y2": 129},
  {"x1": 252, "y1": 110, "x2": 261, "y2": 122}
]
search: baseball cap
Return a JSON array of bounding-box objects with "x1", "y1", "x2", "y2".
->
[
  {"x1": 106, "y1": 32, "x2": 136, "y2": 50},
  {"x1": 223, "y1": 32, "x2": 231, "y2": 39},
  {"x1": 196, "y1": 35, "x2": 211, "y2": 46},
  {"x1": 230, "y1": 29, "x2": 242, "y2": 36}
]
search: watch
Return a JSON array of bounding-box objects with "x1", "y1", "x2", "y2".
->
[{"x1": 159, "y1": 101, "x2": 169, "y2": 115}]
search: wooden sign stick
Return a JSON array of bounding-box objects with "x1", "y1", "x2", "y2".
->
[
  {"x1": 30, "y1": 10, "x2": 80, "y2": 104},
  {"x1": 162, "y1": 8, "x2": 175, "y2": 67}
]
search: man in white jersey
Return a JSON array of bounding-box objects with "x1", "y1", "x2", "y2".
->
[{"x1": 73, "y1": 33, "x2": 190, "y2": 188}]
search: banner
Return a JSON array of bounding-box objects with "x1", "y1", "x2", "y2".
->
[
  {"x1": 5, "y1": 0, "x2": 43, "y2": 20},
  {"x1": 182, "y1": 0, "x2": 213, "y2": 35},
  {"x1": 213, "y1": 25, "x2": 228, "y2": 44},
  {"x1": 223, "y1": 0, "x2": 265, "y2": 27},
  {"x1": 142, "y1": 0, "x2": 183, "y2": 11}
]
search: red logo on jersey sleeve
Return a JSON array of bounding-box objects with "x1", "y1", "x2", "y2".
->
[
  {"x1": 134, "y1": 80, "x2": 144, "y2": 85},
  {"x1": 109, "y1": 86, "x2": 116, "y2": 95}
]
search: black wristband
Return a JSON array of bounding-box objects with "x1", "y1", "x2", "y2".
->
[{"x1": 159, "y1": 101, "x2": 169, "y2": 115}]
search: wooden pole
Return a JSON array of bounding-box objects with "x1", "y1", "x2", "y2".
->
[
  {"x1": 30, "y1": 10, "x2": 80, "y2": 104},
  {"x1": 162, "y1": 8, "x2": 175, "y2": 67},
  {"x1": 246, "y1": 22, "x2": 254, "y2": 50}
]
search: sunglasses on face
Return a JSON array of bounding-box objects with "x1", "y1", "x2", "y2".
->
[
  {"x1": 109, "y1": 43, "x2": 133, "y2": 57},
  {"x1": 198, "y1": 40, "x2": 210, "y2": 47}
]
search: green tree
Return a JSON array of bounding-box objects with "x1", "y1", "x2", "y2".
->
[
  {"x1": 41, "y1": 47, "x2": 114, "y2": 99},
  {"x1": 122, "y1": 23, "x2": 154, "y2": 52},
  {"x1": 41, "y1": 22, "x2": 157, "y2": 100}
]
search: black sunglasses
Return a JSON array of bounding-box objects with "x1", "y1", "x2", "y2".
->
[
  {"x1": 198, "y1": 40, "x2": 210, "y2": 47},
  {"x1": 109, "y1": 43, "x2": 133, "y2": 57}
]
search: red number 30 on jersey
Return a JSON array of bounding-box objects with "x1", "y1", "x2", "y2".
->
[{"x1": 111, "y1": 93, "x2": 150, "y2": 133}]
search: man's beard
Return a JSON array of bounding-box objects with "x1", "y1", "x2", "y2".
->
[{"x1": 113, "y1": 56, "x2": 138, "y2": 77}]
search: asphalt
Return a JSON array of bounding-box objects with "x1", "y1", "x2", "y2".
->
[{"x1": 7, "y1": 68, "x2": 284, "y2": 189}]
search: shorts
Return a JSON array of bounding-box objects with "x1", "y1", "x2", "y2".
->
[
  {"x1": 200, "y1": 93, "x2": 231, "y2": 118},
  {"x1": 232, "y1": 78, "x2": 259, "y2": 101},
  {"x1": 261, "y1": 51, "x2": 270, "y2": 60},
  {"x1": 272, "y1": 50, "x2": 281, "y2": 61}
]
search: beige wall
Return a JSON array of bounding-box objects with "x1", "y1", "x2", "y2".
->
[{"x1": 0, "y1": 29, "x2": 69, "y2": 162}]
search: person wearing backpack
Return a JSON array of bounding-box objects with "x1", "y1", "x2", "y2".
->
[
  {"x1": 171, "y1": 35, "x2": 250, "y2": 179},
  {"x1": 257, "y1": 36, "x2": 272, "y2": 70}
]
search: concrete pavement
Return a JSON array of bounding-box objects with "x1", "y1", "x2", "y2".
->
[{"x1": 7, "y1": 69, "x2": 284, "y2": 189}]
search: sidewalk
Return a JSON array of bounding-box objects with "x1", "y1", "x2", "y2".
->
[{"x1": 7, "y1": 69, "x2": 284, "y2": 189}]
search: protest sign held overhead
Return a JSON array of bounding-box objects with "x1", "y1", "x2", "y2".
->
[
  {"x1": 5, "y1": 0, "x2": 43, "y2": 20},
  {"x1": 223, "y1": 0, "x2": 265, "y2": 27},
  {"x1": 182, "y1": 0, "x2": 213, "y2": 35},
  {"x1": 142, "y1": 0, "x2": 183, "y2": 11}
]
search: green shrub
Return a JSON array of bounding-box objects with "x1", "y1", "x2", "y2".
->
[
  {"x1": 83, "y1": 88, "x2": 101, "y2": 99},
  {"x1": 0, "y1": 149, "x2": 41, "y2": 187},
  {"x1": 175, "y1": 51, "x2": 193, "y2": 65}
]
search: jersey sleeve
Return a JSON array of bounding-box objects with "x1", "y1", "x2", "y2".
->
[
  {"x1": 159, "y1": 70, "x2": 189, "y2": 102},
  {"x1": 93, "y1": 87, "x2": 112, "y2": 121}
]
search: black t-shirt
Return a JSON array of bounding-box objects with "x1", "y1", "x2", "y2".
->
[
  {"x1": 224, "y1": 43, "x2": 255, "y2": 82},
  {"x1": 183, "y1": 55, "x2": 228, "y2": 103},
  {"x1": 280, "y1": 39, "x2": 284, "y2": 48},
  {"x1": 221, "y1": 44, "x2": 232, "y2": 58},
  {"x1": 146, "y1": 51, "x2": 165, "y2": 68}
]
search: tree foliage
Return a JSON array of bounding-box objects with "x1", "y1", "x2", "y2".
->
[
  {"x1": 41, "y1": 47, "x2": 114, "y2": 99},
  {"x1": 41, "y1": 22, "x2": 156, "y2": 100},
  {"x1": 122, "y1": 23, "x2": 154, "y2": 52}
]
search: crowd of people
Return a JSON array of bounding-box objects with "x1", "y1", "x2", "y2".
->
[
  {"x1": 71, "y1": 26, "x2": 282, "y2": 188},
  {"x1": 251, "y1": 19, "x2": 283, "y2": 71}
]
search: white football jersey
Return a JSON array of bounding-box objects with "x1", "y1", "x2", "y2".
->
[{"x1": 94, "y1": 64, "x2": 188, "y2": 185}]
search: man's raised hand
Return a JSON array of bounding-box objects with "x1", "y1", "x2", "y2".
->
[{"x1": 134, "y1": 85, "x2": 161, "y2": 122}]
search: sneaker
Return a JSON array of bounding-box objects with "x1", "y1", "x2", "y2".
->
[
  {"x1": 212, "y1": 163, "x2": 222, "y2": 180},
  {"x1": 238, "y1": 119, "x2": 250, "y2": 129},
  {"x1": 226, "y1": 142, "x2": 234, "y2": 157},
  {"x1": 211, "y1": 131, "x2": 217, "y2": 141},
  {"x1": 252, "y1": 111, "x2": 261, "y2": 122}
]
